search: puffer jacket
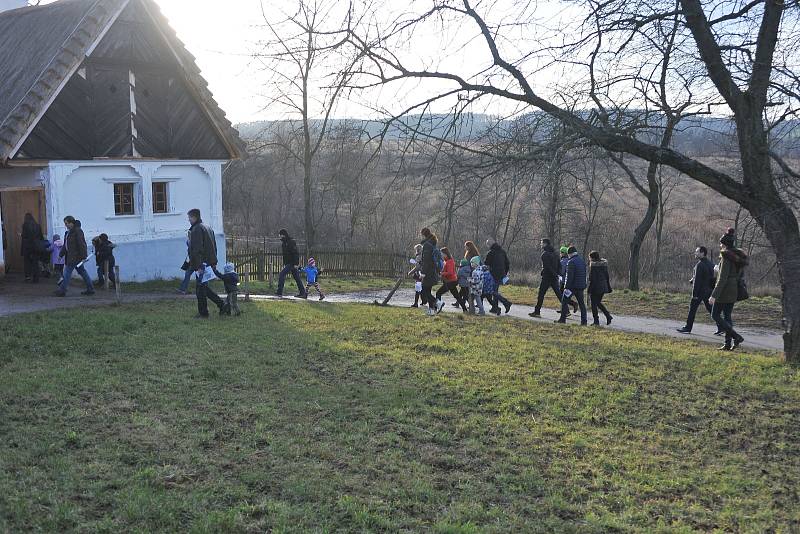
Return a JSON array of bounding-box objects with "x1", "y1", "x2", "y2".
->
[
  {"x1": 711, "y1": 248, "x2": 749, "y2": 303},
  {"x1": 565, "y1": 254, "x2": 588, "y2": 291},
  {"x1": 588, "y1": 259, "x2": 611, "y2": 295},
  {"x1": 469, "y1": 266, "x2": 484, "y2": 295},
  {"x1": 457, "y1": 264, "x2": 472, "y2": 288}
]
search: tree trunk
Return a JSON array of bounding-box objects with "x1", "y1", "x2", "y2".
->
[{"x1": 628, "y1": 189, "x2": 658, "y2": 291}]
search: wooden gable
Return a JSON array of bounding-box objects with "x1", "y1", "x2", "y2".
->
[{"x1": 15, "y1": 0, "x2": 232, "y2": 161}]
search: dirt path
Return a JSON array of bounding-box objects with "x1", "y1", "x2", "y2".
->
[{"x1": 256, "y1": 289, "x2": 784, "y2": 353}]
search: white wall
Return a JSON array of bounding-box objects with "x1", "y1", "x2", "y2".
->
[{"x1": 45, "y1": 160, "x2": 226, "y2": 281}]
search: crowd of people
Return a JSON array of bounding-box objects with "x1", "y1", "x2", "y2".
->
[{"x1": 15, "y1": 207, "x2": 751, "y2": 350}]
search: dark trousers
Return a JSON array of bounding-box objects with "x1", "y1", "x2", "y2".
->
[
  {"x1": 535, "y1": 275, "x2": 562, "y2": 312},
  {"x1": 277, "y1": 264, "x2": 305, "y2": 296},
  {"x1": 492, "y1": 277, "x2": 511, "y2": 310},
  {"x1": 421, "y1": 284, "x2": 436, "y2": 310},
  {"x1": 196, "y1": 281, "x2": 225, "y2": 316},
  {"x1": 96, "y1": 259, "x2": 116, "y2": 285},
  {"x1": 560, "y1": 289, "x2": 587, "y2": 324},
  {"x1": 24, "y1": 252, "x2": 39, "y2": 282},
  {"x1": 458, "y1": 286, "x2": 469, "y2": 305},
  {"x1": 711, "y1": 302, "x2": 739, "y2": 344},
  {"x1": 436, "y1": 281, "x2": 466, "y2": 310},
  {"x1": 685, "y1": 295, "x2": 713, "y2": 330},
  {"x1": 590, "y1": 292, "x2": 611, "y2": 323}
]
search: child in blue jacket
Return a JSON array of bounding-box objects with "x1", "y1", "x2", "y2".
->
[{"x1": 300, "y1": 257, "x2": 326, "y2": 300}]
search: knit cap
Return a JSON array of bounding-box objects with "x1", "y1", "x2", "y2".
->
[
  {"x1": 459, "y1": 259, "x2": 469, "y2": 267},
  {"x1": 223, "y1": 262, "x2": 235, "y2": 274},
  {"x1": 720, "y1": 228, "x2": 736, "y2": 248},
  {"x1": 308, "y1": 257, "x2": 316, "y2": 267},
  {"x1": 470, "y1": 255, "x2": 481, "y2": 266},
  {"x1": 560, "y1": 246, "x2": 569, "y2": 254}
]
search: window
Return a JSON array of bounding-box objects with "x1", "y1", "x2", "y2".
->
[
  {"x1": 114, "y1": 183, "x2": 134, "y2": 215},
  {"x1": 152, "y1": 182, "x2": 169, "y2": 214}
]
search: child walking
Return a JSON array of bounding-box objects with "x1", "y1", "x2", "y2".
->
[
  {"x1": 49, "y1": 234, "x2": 65, "y2": 285},
  {"x1": 469, "y1": 256, "x2": 485, "y2": 315},
  {"x1": 457, "y1": 258, "x2": 471, "y2": 309},
  {"x1": 409, "y1": 244, "x2": 425, "y2": 308},
  {"x1": 221, "y1": 263, "x2": 241, "y2": 316},
  {"x1": 300, "y1": 258, "x2": 326, "y2": 300}
]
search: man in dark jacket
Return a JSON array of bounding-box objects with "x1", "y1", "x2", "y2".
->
[
  {"x1": 188, "y1": 208, "x2": 226, "y2": 318},
  {"x1": 484, "y1": 238, "x2": 512, "y2": 314},
  {"x1": 530, "y1": 239, "x2": 562, "y2": 317},
  {"x1": 55, "y1": 216, "x2": 94, "y2": 297},
  {"x1": 276, "y1": 229, "x2": 307, "y2": 298},
  {"x1": 677, "y1": 246, "x2": 716, "y2": 333},
  {"x1": 556, "y1": 246, "x2": 587, "y2": 325}
]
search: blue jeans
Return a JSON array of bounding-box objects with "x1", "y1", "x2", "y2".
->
[
  {"x1": 277, "y1": 264, "x2": 305, "y2": 296},
  {"x1": 178, "y1": 269, "x2": 193, "y2": 292},
  {"x1": 59, "y1": 263, "x2": 94, "y2": 294}
]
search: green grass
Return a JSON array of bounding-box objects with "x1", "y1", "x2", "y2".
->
[
  {"x1": 122, "y1": 276, "x2": 398, "y2": 296},
  {"x1": 1, "y1": 300, "x2": 797, "y2": 532}
]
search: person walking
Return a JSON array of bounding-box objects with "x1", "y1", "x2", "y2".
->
[
  {"x1": 710, "y1": 228, "x2": 748, "y2": 350},
  {"x1": 420, "y1": 228, "x2": 442, "y2": 316},
  {"x1": 276, "y1": 229, "x2": 307, "y2": 298},
  {"x1": 21, "y1": 212, "x2": 44, "y2": 283},
  {"x1": 556, "y1": 246, "x2": 587, "y2": 325},
  {"x1": 677, "y1": 246, "x2": 716, "y2": 334},
  {"x1": 176, "y1": 229, "x2": 193, "y2": 294},
  {"x1": 587, "y1": 250, "x2": 613, "y2": 326},
  {"x1": 453, "y1": 241, "x2": 481, "y2": 308},
  {"x1": 530, "y1": 238, "x2": 562, "y2": 317},
  {"x1": 484, "y1": 238, "x2": 512, "y2": 314},
  {"x1": 188, "y1": 208, "x2": 226, "y2": 318},
  {"x1": 559, "y1": 245, "x2": 579, "y2": 314},
  {"x1": 55, "y1": 216, "x2": 94, "y2": 297},
  {"x1": 435, "y1": 247, "x2": 466, "y2": 311}
]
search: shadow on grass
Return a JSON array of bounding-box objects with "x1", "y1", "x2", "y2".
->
[{"x1": 0, "y1": 300, "x2": 798, "y2": 532}]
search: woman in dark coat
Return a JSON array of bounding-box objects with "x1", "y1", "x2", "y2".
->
[
  {"x1": 587, "y1": 250, "x2": 613, "y2": 325},
  {"x1": 710, "y1": 228, "x2": 748, "y2": 351},
  {"x1": 21, "y1": 212, "x2": 43, "y2": 283},
  {"x1": 420, "y1": 228, "x2": 441, "y2": 316}
]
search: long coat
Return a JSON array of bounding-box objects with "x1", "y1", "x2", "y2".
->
[
  {"x1": 712, "y1": 249, "x2": 748, "y2": 304},
  {"x1": 189, "y1": 220, "x2": 218, "y2": 270},
  {"x1": 692, "y1": 257, "x2": 715, "y2": 299},
  {"x1": 419, "y1": 238, "x2": 439, "y2": 287},
  {"x1": 588, "y1": 259, "x2": 611, "y2": 295}
]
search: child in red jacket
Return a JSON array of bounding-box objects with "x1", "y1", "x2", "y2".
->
[{"x1": 435, "y1": 247, "x2": 466, "y2": 312}]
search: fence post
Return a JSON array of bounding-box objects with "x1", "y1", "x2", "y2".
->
[
  {"x1": 114, "y1": 265, "x2": 121, "y2": 304},
  {"x1": 244, "y1": 265, "x2": 251, "y2": 302},
  {"x1": 103, "y1": 260, "x2": 110, "y2": 290},
  {"x1": 268, "y1": 252, "x2": 274, "y2": 287}
]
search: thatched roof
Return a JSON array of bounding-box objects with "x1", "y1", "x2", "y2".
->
[{"x1": 0, "y1": 0, "x2": 245, "y2": 164}]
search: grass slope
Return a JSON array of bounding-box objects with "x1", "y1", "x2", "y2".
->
[{"x1": 1, "y1": 301, "x2": 797, "y2": 532}]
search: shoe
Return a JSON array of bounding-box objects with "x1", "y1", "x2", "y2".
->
[
  {"x1": 732, "y1": 335, "x2": 744, "y2": 350},
  {"x1": 296, "y1": 294, "x2": 308, "y2": 299},
  {"x1": 175, "y1": 289, "x2": 187, "y2": 295},
  {"x1": 676, "y1": 326, "x2": 691, "y2": 334},
  {"x1": 606, "y1": 315, "x2": 613, "y2": 326},
  {"x1": 193, "y1": 314, "x2": 209, "y2": 320},
  {"x1": 81, "y1": 290, "x2": 95, "y2": 296},
  {"x1": 319, "y1": 295, "x2": 325, "y2": 301},
  {"x1": 714, "y1": 330, "x2": 724, "y2": 336},
  {"x1": 478, "y1": 311, "x2": 486, "y2": 316},
  {"x1": 504, "y1": 302, "x2": 512, "y2": 314},
  {"x1": 410, "y1": 303, "x2": 419, "y2": 308},
  {"x1": 54, "y1": 290, "x2": 66, "y2": 297},
  {"x1": 572, "y1": 303, "x2": 578, "y2": 313},
  {"x1": 275, "y1": 293, "x2": 284, "y2": 298},
  {"x1": 718, "y1": 344, "x2": 732, "y2": 351},
  {"x1": 529, "y1": 311, "x2": 541, "y2": 318},
  {"x1": 426, "y1": 308, "x2": 435, "y2": 316},
  {"x1": 220, "y1": 304, "x2": 231, "y2": 316},
  {"x1": 580, "y1": 322, "x2": 588, "y2": 326},
  {"x1": 591, "y1": 321, "x2": 600, "y2": 326},
  {"x1": 436, "y1": 300, "x2": 445, "y2": 314},
  {"x1": 451, "y1": 302, "x2": 460, "y2": 308},
  {"x1": 554, "y1": 319, "x2": 566, "y2": 324}
]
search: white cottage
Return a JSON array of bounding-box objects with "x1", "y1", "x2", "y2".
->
[{"x1": 0, "y1": 0, "x2": 244, "y2": 280}]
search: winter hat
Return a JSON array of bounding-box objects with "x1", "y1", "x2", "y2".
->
[
  {"x1": 52, "y1": 234, "x2": 60, "y2": 241},
  {"x1": 720, "y1": 227, "x2": 736, "y2": 248},
  {"x1": 560, "y1": 246, "x2": 569, "y2": 254},
  {"x1": 459, "y1": 259, "x2": 469, "y2": 267},
  {"x1": 470, "y1": 255, "x2": 481, "y2": 267},
  {"x1": 223, "y1": 262, "x2": 235, "y2": 274},
  {"x1": 567, "y1": 246, "x2": 578, "y2": 254},
  {"x1": 308, "y1": 257, "x2": 316, "y2": 267}
]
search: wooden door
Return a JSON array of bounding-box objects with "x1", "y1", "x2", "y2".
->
[{"x1": 1, "y1": 189, "x2": 47, "y2": 275}]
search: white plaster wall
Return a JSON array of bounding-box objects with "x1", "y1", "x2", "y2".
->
[{"x1": 45, "y1": 160, "x2": 226, "y2": 281}]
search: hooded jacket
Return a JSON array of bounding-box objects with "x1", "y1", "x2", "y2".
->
[
  {"x1": 692, "y1": 256, "x2": 715, "y2": 299},
  {"x1": 280, "y1": 234, "x2": 300, "y2": 266},
  {"x1": 484, "y1": 243, "x2": 510, "y2": 282},
  {"x1": 540, "y1": 244, "x2": 560, "y2": 280},
  {"x1": 189, "y1": 219, "x2": 218, "y2": 270},
  {"x1": 588, "y1": 259, "x2": 611, "y2": 295},
  {"x1": 711, "y1": 248, "x2": 748, "y2": 303}
]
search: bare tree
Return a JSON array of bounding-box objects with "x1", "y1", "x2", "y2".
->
[{"x1": 344, "y1": 0, "x2": 800, "y2": 362}]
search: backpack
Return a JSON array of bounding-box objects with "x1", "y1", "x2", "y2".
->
[{"x1": 432, "y1": 246, "x2": 444, "y2": 272}]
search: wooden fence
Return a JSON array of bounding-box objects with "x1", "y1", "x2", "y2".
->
[{"x1": 226, "y1": 243, "x2": 407, "y2": 282}]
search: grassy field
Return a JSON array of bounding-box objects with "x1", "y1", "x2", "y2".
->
[
  {"x1": 123, "y1": 275, "x2": 783, "y2": 330},
  {"x1": 1, "y1": 299, "x2": 797, "y2": 532}
]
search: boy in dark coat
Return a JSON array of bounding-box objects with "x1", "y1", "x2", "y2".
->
[
  {"x1": 677, "y1": 246, "x2": 716, "y2": 333},
  {"x1": 556, "y1": 246, "x2": 588, "y2": 325}
]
